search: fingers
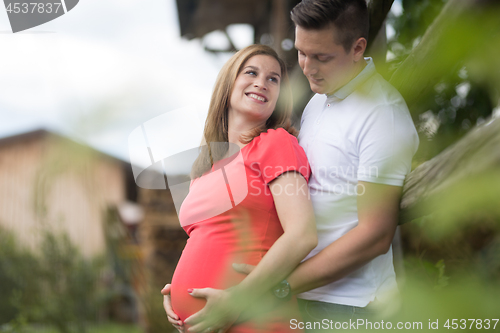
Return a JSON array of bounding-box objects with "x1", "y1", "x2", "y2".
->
[
  {"x1": 186, "y1": 320, "x2": 231, "y2": 333},
  {"x1": 164, "y1": 297, "x2": 183, "y2": 331},
  {"x1": 164, "y1": 298, "x2": 183, "y2": 331},
  {"x1": 231, "y1": 263, "x2": 256, "y2": 275},
  {"x1": 163, "y1": 294, "x2": 180, "y2": 320},
  {"x1": 184, "y1": 288, "x2": 236, "y2": 332},
  {"x1": 217, "y1": 323, "x2": 232, "y2": 333},
  {"x1": 184, "y1": 308, "x2": 204, "y2": 327},
  {"x1": 188, "y1": 287, "x2": 213, "y2": 299},
  {"x1": 161, "y1": 283, "x2": 172, "y2": 295},
  {"x1": 172, "y1": 322, "x2": 185, "y2": 333},
  {"x1": 184, "y1": 288, "x2": 215, "y2": 329},
  {"x1": 162, "y1": 283, "x2": 182, "y2": 330},
  {"x1": 187, "y1": 321, "x2": 212, "y2": 333},
  {"x1": 161, "y1": 284, "x2": 184, "y2": 331}
]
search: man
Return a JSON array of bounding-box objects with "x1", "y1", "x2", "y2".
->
[{"x1": 162, "y1": 0, "x2": 419, "y2": 331}]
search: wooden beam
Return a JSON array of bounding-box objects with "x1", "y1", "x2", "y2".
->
[
  {"x1": 270, "y1": 0, "x2": 288, "y2": 58},
  {"x1": 366, "y1": 0, "x2": 394, "y2": 54}
]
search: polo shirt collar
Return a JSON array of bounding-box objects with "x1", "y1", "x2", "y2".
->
[{"x1": 328, "y1": 57, "x2": 376, "y2": 100}]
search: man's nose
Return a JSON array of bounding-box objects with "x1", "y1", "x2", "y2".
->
[{"x1": 302, "y1": 57, "x2": 318, "y2": 76}]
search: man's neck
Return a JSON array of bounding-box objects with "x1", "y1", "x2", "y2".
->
[
  {"x1": 344, "y1": 57, "x2": 367, "y2": 89},
  {"x1": 355, "y1": 57, "x2": 368, "y2": 76},
  {"x1": 328, "y1": 58, "x2": 367, "y2": 96}
]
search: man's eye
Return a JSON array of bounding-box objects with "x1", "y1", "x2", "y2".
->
[{"x1": 318, "y1": 57, "x2": 331, "y2": 62}]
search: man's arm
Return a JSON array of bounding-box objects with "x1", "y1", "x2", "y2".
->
[
  {"x1": 287, "y1": 181, "x2": 401, "y2": 295},
  {"x1": 162, "y1": 180, "x2": 401, "y2": 330}
]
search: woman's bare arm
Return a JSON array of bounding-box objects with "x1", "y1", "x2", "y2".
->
[{"x1": 183, "y1": 171, "x2": 317, "y2": 332}]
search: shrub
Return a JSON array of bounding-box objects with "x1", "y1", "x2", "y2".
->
[{"x1": 0, "y1": 227, "x2": 107, "y2": 333}]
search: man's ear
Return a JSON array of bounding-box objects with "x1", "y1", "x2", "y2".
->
[{"x1": 352, "y1": 37, "x2": 367, "y2": 62}]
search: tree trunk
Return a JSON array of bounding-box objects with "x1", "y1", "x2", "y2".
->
[{"x1": 399, "y1": 115, "x2": 500, "y2": 224}]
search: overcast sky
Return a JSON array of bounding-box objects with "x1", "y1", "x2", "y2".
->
[
  {"x1": 0, "y1": 0, "x2": 252, "y2": 163},
  {"x1": 0, "y1": 0, "x2": 402, "y2": 166}
]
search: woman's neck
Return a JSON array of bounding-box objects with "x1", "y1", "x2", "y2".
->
[{"x1": 227, "y1": 113, "x2": 265, "y2": 149}]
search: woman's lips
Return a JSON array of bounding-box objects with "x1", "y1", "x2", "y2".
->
[{"x1": 246, "y1": 93, "x2": 267, "y2": 102}]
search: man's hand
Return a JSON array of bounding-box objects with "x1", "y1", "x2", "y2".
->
[
  {"x1": 161, "y1": 284, "x2": 184, "y2": 333},
  {"x1": 184, "y1": 288, "x2": 238, "y2": 333},
  {"x1": 287, "y1": 181, "x2": 402, "y2": 295},
  {"x1": 231, "y1": 263, "x2": 255, "y2": 275}
]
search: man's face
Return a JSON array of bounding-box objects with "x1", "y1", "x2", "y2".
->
[{"x1": 295, "y1": 25, "x2": 359, "y2": 95}]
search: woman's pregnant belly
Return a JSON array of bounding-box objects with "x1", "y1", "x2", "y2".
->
[{"x1": 170, "y1": 221, "x2": 258, "y2": 322}]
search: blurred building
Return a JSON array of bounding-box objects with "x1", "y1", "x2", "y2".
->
[
  {"x1": 0, "y1": 128, "x2": 189, "y2": 326},
  {"x1": 0, "y1": 128, "x2": 139, "y2": 257}
]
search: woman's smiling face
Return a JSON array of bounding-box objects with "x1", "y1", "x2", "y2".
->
[{"x1": 228, "y1": 54, "x2": 282, "y2": 126}]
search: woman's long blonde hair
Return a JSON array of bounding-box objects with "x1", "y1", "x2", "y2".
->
[{"x1": 192, "y1": 44, "x2": 296, "y2": 178}]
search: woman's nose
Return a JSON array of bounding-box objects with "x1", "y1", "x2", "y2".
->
[{"x1": 254, "y1": 78, "x2": 267, "y2": 90}]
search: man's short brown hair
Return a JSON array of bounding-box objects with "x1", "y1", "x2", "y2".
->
[{"x1": 291, "y1": 0, "x2": 369, "y2": 52}]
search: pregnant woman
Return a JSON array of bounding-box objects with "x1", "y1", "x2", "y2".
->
[{"x1": 168, "y1": 44, "x2": 317, "y2": 332}]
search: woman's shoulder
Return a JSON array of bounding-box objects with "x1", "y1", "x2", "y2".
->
[
  {"x1": 244, "y1": 128, "x2": 306, "y2": 163},
  {"x1": 251, "y1": 127, "x2": 298, "y2": 148},
  {"x1": 245, "y1": 128, "x2": 310, "y2": 184}
]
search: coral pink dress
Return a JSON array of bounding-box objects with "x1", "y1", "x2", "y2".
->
[{"x1": 170, "y1": 128, "x2": 310, "y2": 332}]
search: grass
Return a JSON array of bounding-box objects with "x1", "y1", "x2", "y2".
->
[{"x1": 0, "y1": 323, "x2": 142, "y2": 333}]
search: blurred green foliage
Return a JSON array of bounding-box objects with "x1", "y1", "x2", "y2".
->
[
  {"x1": 381, "y1": 0, "x2": 500, "y2": 329},
  {"x1": 0, "y1": 227, "x2": 106, "y2": 333},
  {"x1": 386, "y1": 0, "x2": 497, "y2": 162},
  {"x1": 0, "y1": 231, "x2": 32, "y2": 324},
  {"x1": 395, "y1": 275, "x2": 500, "y2": 331},
  {"x1": 0, "y1": 323, "x2": 141, "y2": 333},
  {"x1": 398, "y1": 171, "x2": 500, "y2": 330}
]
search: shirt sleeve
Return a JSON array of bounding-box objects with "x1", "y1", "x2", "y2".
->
[
  {"x1": 249, "y1": 128, "x2": 311, "y2": 185},
  {"x1": 357, "y1": 105, "x2": 419, "y2": 186}
]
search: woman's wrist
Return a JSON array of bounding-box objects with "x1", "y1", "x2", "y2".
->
[{"x1": 228, "y1": 283, "x2": 262, "y2": 312}]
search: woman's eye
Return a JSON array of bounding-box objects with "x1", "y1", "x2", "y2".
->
[
  {"x1": 245, "y1": 70, "x2": 257, "y2": 75},
  {"x1": 269, "y1": 77, "x2": 278, "y2": 83}
]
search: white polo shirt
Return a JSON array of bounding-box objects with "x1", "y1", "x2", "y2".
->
[{"x1": 297, "y1": 58, "x2": 419, "y2": 307}]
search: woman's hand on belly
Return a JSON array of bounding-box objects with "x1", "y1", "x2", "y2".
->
[
  {"x1": 161, "y1": 284, "x2": 185, "y2": 332},
  {"x1": 183, "y1": 288, "x2": 240, "y2": 333}
]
